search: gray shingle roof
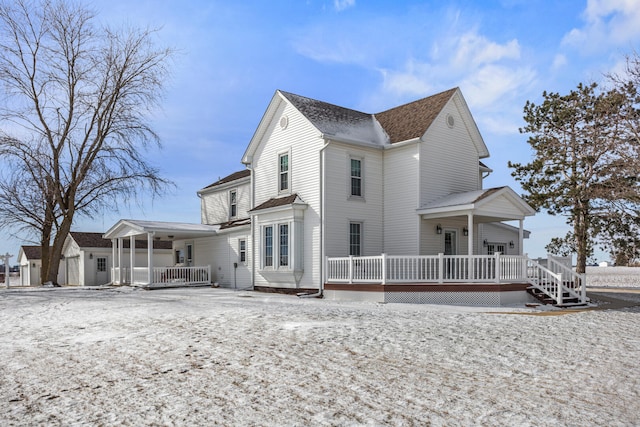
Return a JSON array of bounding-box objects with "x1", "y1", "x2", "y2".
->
[
  {"x1": 70, "y1": 232, "x2": 172, "y2": 250},
  {"x1": 250, "y1": 194, "x2": 300, "y2": 212},
  {"x1": 279, "y1": 87, "x2": 457, "y2": 145},
  {"x1": 201, "y1": 169, "x2": 250, "y2": 191}
]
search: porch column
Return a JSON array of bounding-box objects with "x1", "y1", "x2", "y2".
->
[
  {"x1": 518, "y1": 219, "x2": 524, "y2": 255},
  {"x1": 467, "y1": 213, "x2": 475, "y2": 281},
  {"x1": 147, "y1": 232, "x2": 154, "y2": 285},
  {"x1": 117, "y1": 237, "x2": 123, "y2": 284},
  {"x1": 467, "y1": 213, "x2": 474, "y2": 256},
  {"x1": 130, "y1": 235, "x2": 136, "y2": 285},
  {"x1": 111, "y1": 239, "x2": 117, "y2": 284}
]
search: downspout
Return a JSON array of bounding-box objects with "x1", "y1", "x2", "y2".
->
[
  {"x1": 299, "y1": 138, "x2": 331, "y2": 298},
  {"x1": 246, "y1": 161, "x2": 256, "y2": 290}
]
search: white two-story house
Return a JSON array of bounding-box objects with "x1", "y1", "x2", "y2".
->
[{"x1": 104, "y1": 87, "x2": 587, "y2": 306}]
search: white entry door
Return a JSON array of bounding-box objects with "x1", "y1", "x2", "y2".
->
[
  {"x1": 444, "y1": 230, "x2": 457, "y2": 255},
  {"x1": 96, "y1": 256, "x2": 109, "y2": 285}
]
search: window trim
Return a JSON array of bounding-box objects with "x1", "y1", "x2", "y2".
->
[
  {"x1": 262, "y1": 222, "x2": 292, "y2": 270},
  {"x1": 278, "y1": 150, "x2": 291, "y2": 194},
  {"x1": 349, "y1": 156, "x2": 364, "y2": 199},
  {"x1": 239, "y1": 239, "x2": 247, "y2": 263},
  {"x1": 349, "y1": 221, "x2": 363, "y2": 257},
  {"x1": 279, "y1": 224, "x2": 289, "y2": 267},
  {"x1": 229, "y1": 189, "x2": 237, "y2": 219},
  {"x1": 264, "y1": 226, "x2": 273, "y2": 267}
]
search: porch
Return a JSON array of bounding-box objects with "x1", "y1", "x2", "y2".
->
[
  {"x1": 103, "y1": 219, "x2": 220, "y2": 287},
  {"x1": 112, "y1": 265, "x2": 212, "y2": 288},
  {"x1": 325, "y1": 253, "x2": 588, "y2": 307}
]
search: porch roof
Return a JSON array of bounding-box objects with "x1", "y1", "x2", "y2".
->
[
  {"x1": 416, "y1": 187, "x2": 535, "y2": 222},
  {"x1": 103, "y1": 219, "x2": 219, "y2": 241}
]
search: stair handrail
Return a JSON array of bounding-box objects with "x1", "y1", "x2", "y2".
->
[
  {"x1": 546, "y1": 255, "x2": 587, "y2": 303},
  {"x1": 526, "y1": 258, "x2": 564, "y2": 304}
]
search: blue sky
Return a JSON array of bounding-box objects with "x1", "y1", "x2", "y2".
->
[{"x1": 2, "y1": 0, "x2": 640, "y2": 263}]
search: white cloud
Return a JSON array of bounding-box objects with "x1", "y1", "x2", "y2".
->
[
  {"x1": 334, "y1": 0, "x2": 355, "y2": 12},
  {"x1": 551, "y1": 54, "x2": 568, "y2": 71},
  {"x1": 376, "y1": 30, "x2": 535, "y2": 108},
  {"x1": 562, "y1": 0, "x2": 640, "y2": 52}
]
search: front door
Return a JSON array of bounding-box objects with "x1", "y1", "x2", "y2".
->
[{"x1": 444, "y1": 230, "x2": 457, "y2": 255}]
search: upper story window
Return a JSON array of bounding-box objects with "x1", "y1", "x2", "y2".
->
[
  {"x1": 350, "y1": 158, "x2": 362, "y2": 197},
  {"x1": 279, "y1": 152, "x2": 289, "y2": 192},
  {"x1": 229, "y1": 190, "x2": 237, "y2": 218}
]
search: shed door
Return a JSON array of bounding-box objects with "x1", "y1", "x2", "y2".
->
[
  {"x1": 66, "y1": 256, "x2": 80, "y2": 285},
  {"x1": 96, "y1": 256, "x2": 109, "y2": 285}
]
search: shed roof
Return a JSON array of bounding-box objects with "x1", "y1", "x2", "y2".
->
[{"x1": 70, "y1": 231, "x2": 172, "y2": 250}]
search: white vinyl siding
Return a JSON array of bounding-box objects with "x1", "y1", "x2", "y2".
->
[
  {"x1": 251, "y1": 101, "x2": 323, "y2": 289},
  {"x1": 384, "y1": 142, "x2": 420, "y2": 254},
  {"x1": 323, "y1": 143, "x2": 383, "y2": 257},
  {"x1": 420, "y1": 101, "x2": 481, "y2": 205},
  {"x1": 200, "y1": 181, "x2": 250, "y2": 225}
]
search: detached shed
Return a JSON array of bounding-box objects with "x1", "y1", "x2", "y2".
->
[
  {"x1": 62, "y1": 232, "x2": 173, "y2": 286},
  {"x1": 17, "y1": 246, "x2": 65, "y2": 286}
]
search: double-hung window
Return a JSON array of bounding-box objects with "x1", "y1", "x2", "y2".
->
[
  {"x1": 279, "y1": 224, "x2": 289, "y2": 266},
  {"x1": 279, "y1": 152, "x2": 289, "y2": 192},
  {"x1": 239, "y1": 239, "x2": 246, "y2": 263},
  {"x1": 263, "y1": 223, "x2": 290, "y2": 268},
  {"x1": 350, "y1": 158, "x2": 362, "y2": 197},
  {"x1": 229, "y1": 190, "x2": 237, "y2": 218},
  {"x1": 264, "y1": 226, "x2": 273, "y2": 267},
  {"x1": 349, "y1": 222, "x2": 362, "y2": 256}
]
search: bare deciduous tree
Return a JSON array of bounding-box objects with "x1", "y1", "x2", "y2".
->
[{"x1": 0, "y1": 0, "x2": 174, "y2": 284}]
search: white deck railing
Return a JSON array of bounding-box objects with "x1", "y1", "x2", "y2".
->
[
  {"x1": 326, "y1": 253, "x2": 529, "y2": 284},
  {"x1": 112, "y1": 265, "x2": 211, "y2": 286},
  {"x1": 326, "y1": 253, "x2": 588, "y2": 305}
]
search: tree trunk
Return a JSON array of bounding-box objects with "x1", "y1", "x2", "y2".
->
[{"x1": 574, "y1": 203, "x2": 590, "y2": 274}]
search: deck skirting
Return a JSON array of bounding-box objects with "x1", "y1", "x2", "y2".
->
[{"x1": 323, "y1": 282, "x2": 536, "y2": 306}]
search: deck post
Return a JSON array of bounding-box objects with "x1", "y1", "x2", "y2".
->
[
  {"x1": 147, "y1": 232, "x2": 154, "y2": 285},
  {"x1": 348, "y1": 255, "x2": 353, "y2": 284},
  {"x1": 381, "y1": 253, "x2": 387, "y2": 285},
  {"x1": 495, "y1": 252, "x2": 501, "y2": 283},
  {"x1": 117, "y1": 237, "x2": 123, "y2": 284},
  {"x1": 438, "y1": 253, "x2": 444, "y2": 284},
  {"x1": 129, "y1": 235, "x2": 135, "y2": 285}
]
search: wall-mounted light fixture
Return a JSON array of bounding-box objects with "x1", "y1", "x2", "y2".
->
[
  {"x1": 436, "y1": 224, "x2": 442, "y2": 235},
  {"x1": 509, "y1": 240, "x2": 515, "y2": 249},
  {"x1": 463, "y1": 226, "x2": 468, "y2": 236},
  {"x1": 89, "y1": 253, "x2": 93, "y2": 259},
  {"x1": 483, "y1": 239, "x2": 488, "y2": 247}
]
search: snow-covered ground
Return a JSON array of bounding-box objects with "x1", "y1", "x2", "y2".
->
[
  {"x1": 1, "y1": 286, "x2": 639, "y2": 426},
  {"x1": 586, "y1": 266, "x2": 640, "y2": 288}
]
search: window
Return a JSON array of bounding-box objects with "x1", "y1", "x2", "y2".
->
[
  {"x1": 186, "y1": 244, "x2": 193, "y2": 265},
  {"x1": 279, "y1": 152, "x2": 289, "y2": 192},
  {"x1": 350, "y1": 158, "x2": 362, "y2": 197},
  {"x1": 279, "y1": 224, "x2": 289, "y2": 266},
  {"x1": 264, "y1": 226, "x2": 273, "y2": 267},
  {"x1": 349, "y1": 222, "x2": 362, "y2": 256},
  {"x1": 96, "y1": 257, "x2": 107, "y2": 272},
  {"x1": 239, "y1": 239, "x2": 246, "y2": 263},
  {"x1": 229, "y1": 190, "x2": 237, "y2": 218},
  {"x1": 487, "y1": 243, "x2": 505, "y2": 256}
]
